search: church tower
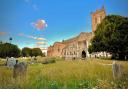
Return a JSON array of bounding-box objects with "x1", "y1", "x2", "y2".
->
[{"x1": 91, "y1": 6, "x2": 106, "y2": 33}]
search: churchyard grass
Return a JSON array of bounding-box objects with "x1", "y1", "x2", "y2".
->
[{"x1": 0, "y1": 58, "x2": 128, "y2": 89}]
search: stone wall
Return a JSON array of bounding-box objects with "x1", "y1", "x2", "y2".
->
[
  {"x1": 47, "y1": 42, "x2": 65, "y2": 57},
  {"x1": 47, "y1": 7, "x2": 107, "y2": 59}
]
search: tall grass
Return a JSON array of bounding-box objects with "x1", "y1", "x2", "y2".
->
[{"x1": 0, "y1": 59, "x2": 128, "y2": 89}]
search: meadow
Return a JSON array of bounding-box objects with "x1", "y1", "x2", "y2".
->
[{"x1": 0, "y1": 58, "x2": 128, "y2": 89}]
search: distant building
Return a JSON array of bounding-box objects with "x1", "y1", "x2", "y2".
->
[
  {"x1": 41, "y1": 48, "x2": 47, "y2": 56},
  {"x1": 47, "y1": 7, "x2": 109, "y2": 59}
]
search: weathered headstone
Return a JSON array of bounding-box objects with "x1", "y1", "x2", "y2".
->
[
  {"x1": 6, "y1": 57, "x2": 16, "y2": 68},
  {"x1": 13, "y1": 60, "x2": 27, "y2": 78},
  {"x1": 30, "y1": 56, "x2": 37, "y2": 64},
  {"x1": 112, "y1": 61, "x2": 123, "y2": 79}
]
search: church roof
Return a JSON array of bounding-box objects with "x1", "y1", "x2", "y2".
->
[{"x1": 62, "y1": 32, "x2": 92, "y2": 44}]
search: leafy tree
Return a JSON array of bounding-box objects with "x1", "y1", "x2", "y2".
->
[
  {"x1": 89, "y1": 15, "x2": 128, "y2": 60},
  {"x1": 22, "y1": 47, "x2": 32, "y2": 57},
  {"x1": 0, "y1": 43, "x2": 21, "y2": 58},
  {"x1": 21, "y1": 47, "x2": 44, "y2": 57},
  {"x1": 31, "y1": 48, "x2": 43, "y2": 57}
]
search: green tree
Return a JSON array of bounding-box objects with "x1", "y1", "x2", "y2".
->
[
  {"x1": 21, "y1": 47, "x2": 44, "y2": 57},
  {"x1": 0, "y1": 43, "x2": 21, "y2": 58},
  {"x1": 22, "y1": 47, "x2": 32, "y2": 57},
  {"x1": 89, "y1": 15, "x2": 128, "y2": 60},
  {"x1": 31, "y1": 48, "x2": 43, "y2": 57}
]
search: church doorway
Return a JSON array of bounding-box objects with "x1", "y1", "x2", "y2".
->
[{"x1": 82, "y1": 50, "x2": 86, "y2": 58}]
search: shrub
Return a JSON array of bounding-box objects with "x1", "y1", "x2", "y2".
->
[{"x1": 42, "y1": 59, "x2": 56, "y2": 64}]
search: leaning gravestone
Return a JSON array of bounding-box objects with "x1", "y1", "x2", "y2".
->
[{"x1": 6, "y1": 58, "x2": 16, "y2": 68}]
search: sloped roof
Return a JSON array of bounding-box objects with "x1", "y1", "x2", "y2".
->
[
  {"x1": 78, "y1": 32, "x2": 92, "y2": 41},
  {"x1": 62, "y1": 32, "x2": 92, "y2": 44}
]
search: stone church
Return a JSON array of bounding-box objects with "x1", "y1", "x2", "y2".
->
[{"x1": 47, "y1": 7, "x2": 107, "y2": 59}]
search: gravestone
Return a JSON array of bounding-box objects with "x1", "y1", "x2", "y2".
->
[
  {"x1": 6, "y1": 57, "x2": 16, "y2": 68},
  {"x1": 13, "y1": 60, "x2": 27, "y2": 78},
  {"x1": 30, "y1": 56, "x2": 37, "y2": 64},
  {"x1": 112, "y1": 61, "x2": 123, "y2": 79}
]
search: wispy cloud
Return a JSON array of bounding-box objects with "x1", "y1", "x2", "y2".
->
[
  {"x1": 36, "y1": 37, "x2": 47, "y2": 41},
  {"x1": 27, "y1": 35, "x2": 37, "y2": 40},
  {"x1": 24, "y1": 0, "x2": 29, "y2": 3},
  {"x1": 24, "y1": 0, "x2": 39, "y2": 11},
  {"x1": 32, "y1": 4, "x2": 38, "y2": 11},
  {"x1": 34, "y1": 41, "x2": 48, "y2": 50},
  {"x1": 18, "y1": 33, "x2": 47, "y2": 41},
  {"x1": 0, "y1": 32, "x2": 7, "y2": 36},
  {"x1": 18, "y1": 33, "x2": 24, "y2": 36},
  {"x1": 36, "y1": 41, "x2": 47, "y2": 45}
]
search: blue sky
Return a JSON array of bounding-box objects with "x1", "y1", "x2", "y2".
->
[{"x1": 0, "y1": 0, "x2": 128, "y2": 49}]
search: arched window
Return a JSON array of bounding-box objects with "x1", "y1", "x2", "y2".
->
[{"x1": 82, "y1": 50, "x2": 86, "y2": 58}]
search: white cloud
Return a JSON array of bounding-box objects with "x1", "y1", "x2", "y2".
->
[
  {"x1": 18, "y1": 33, "x2": 48, "y2": 49},
  {"x1": 18, "y1": 33, "x2": 47, "y2": 41},
  {"x1": 27, "y1": 35, "x2": 37, "y2": 39},
  {"x1": 36, "y1": 37, "x2": 47, "y2": 41},
  {"x1": 32, "y1": 19, "x2": 48, "y2": 30},
  {"x1": 36, "y1": 41, "x2": 47, "y2": 45}
]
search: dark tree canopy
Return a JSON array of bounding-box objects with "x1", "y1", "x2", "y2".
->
[
  {"x1": 22, "y1": 47, "x2": 32, "y2": 57},
  {"x1": 31, "y1": 48, "x2": 43, "y2": 57},
  {"x1": 0, "y1": 42, "x2": 45, "y2": 58},
  {"x1": 0, "y1": 43, "x2": 21, "y2": 58},
  {"x1": 21, "y1": 47, "x2": 44, "y2": 57},
  {"x1": 89, "y1": 15, "x2": 128, "y2": 60}
]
